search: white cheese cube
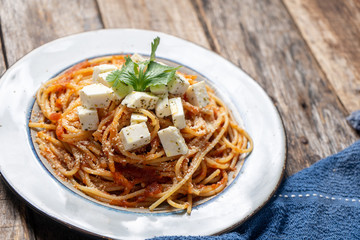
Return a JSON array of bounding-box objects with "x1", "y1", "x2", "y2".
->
[
  {"x1": 150, "y1": 84, "x2": 168, "y2": 95},
  {"x1": 131, "y1": 53, "x2": 147, "y2": 63},
  {"x1": 169, "y1": 97, "x2": 186, "y2": 129},
  {"x1": 80, "y1": 84, "x2": 115, "y2": 109},
  {"x1": 168, "y1": 74, "x2": 190, "y2": 95},
  {"x1": 185, "y1": 81, "x2": 210, "y2": 108},
  {"x1": 122, "y1": 91, "x2": 159, "y2": 109},
  {"x1": 155, "y1": 93, "x2": 171, "y2": 118},
  {"x1": 130, "y1": 113, "x2": 148, "y2": 125},
  {"x1": 119, "y1": 122, "x2": 151, "y2": 151},
  {"x1": 95, "y1": 71, "x2": 112, "y2": 87},
  {"x1": 94, "y1": 70, "x2": 133, "y2": 101},
  {"x1": 77, "y1": 106, "x2": 99, "y2": 131},
  {"x1": 92, "y1": 64, "x2": 117, "y2": 82},
  {"x1": 158, "y1": 126, "x2": 188, "y2": 157}
]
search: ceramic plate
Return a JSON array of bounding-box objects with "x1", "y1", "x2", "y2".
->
[{"x1": 0, "y1": 29, "x2": 286, "y2": 239}]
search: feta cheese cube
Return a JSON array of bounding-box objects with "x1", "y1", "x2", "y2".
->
[
  {"x1": 119, "y1": 122, "x2": 151, "y2": 151},
  {"x1": 158, "y1": 126, "x2": 188, "y2": 157},
  {"x1": 168, "y1": 74, "x2": 190, "y2": 95},
  {"x1": 77, "y1": 106, "x2": 99, "y2": 131},
  {"x1": 150, "y1": 84, "x2": 168, "y2": 95},
  {"x1": 92, "y1": 64, "x2": 117, "y2": 83},
  {"x1": 155, "y1": 93, "x2": 171, "y2": 118},
  {"x1": 130, "y1": 113, "x2": 148, "y2": 125},
  {"x1": 95, "y1": 71, "x2": 112, "y2": 87},
  {"x1": 169, "y1": 97, "x2": 186, "y2": 129},
  {"x1": 80, "y1": 84, "x2": 115, "y2": 109},
  {"x1": 185, "y1": 81, "x2": 210, "y2": 108},
  {"x1": 131, "y1": 53, "x2": 147, "y2": 63},
  {"x1": 122, "y1": 91, "x2": 159, "y2": 109}
]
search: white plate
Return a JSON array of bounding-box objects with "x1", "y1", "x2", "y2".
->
[{"x1": 0, "y1": 29, "x2": 286, "y2": 239}]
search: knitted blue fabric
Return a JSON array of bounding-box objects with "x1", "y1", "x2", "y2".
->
[
  {"x1": 150, "y1": 140, "x2": 360, "y2": 240},
  {"x1": 347, "y1": 110, "x2": 360, "y2": 132}
]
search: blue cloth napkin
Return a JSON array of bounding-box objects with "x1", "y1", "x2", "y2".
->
[
  {"x1": 151, "y1": 140, "x2": 360, "y2": 240},
  {"x1": 347, "y1": 110, "x2": 360, "y2": 132}
]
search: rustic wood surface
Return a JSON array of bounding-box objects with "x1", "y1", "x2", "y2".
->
[
  {"x1": 0, "y1": 0, "x2": 358, "y2": 239},
  {"x1": 283, "y1": 0, "x2": 360, "y2": 113}
]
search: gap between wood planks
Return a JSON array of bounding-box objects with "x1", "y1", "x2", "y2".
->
[
  {"x1": 0, "y1": 20, "x2": 8, "y2": 74},
  {"x1": 191, "y1": 0, "x2": 221, "y2": 54},
  {"x1": 94, "y1": 0, "x2": 105, "y2": 29}
]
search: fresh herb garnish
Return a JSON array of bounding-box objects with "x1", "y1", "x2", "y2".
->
[{"x1": 106, "y1": 37, "x2": 181, "y2": 92}]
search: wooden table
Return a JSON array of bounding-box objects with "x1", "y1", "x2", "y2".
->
[{"x1": 0, "y1": 0, "x2": 359, "y2": 239}]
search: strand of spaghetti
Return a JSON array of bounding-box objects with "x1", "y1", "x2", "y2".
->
[
  {"x1": 79, "y1": 170, "x2": 96, "y2": 188},
  {"x1": 175, "y1": 155, "x2": 187, "y2": 181},
  {"x1": 82, "y1": 167, "x2": 113, "y2": 178},
  {"x1": 118, "y1": 143, "x2": 165, "y2": 161},
  {"x1": 214, "y1": 152, "x2": 235, "y2": 164},
  {"x1": 43, "y1": 142, "x2": 80, "y2": 177},
  {"x1": 193, "y1": 160, "x2": 207, "y2": 184},
  {"x1": 87, "y1": 142, "x2": 102, "y2": 156},
  {"x1": 205, "y1": 157, "x2": 230, "y2": 169},
  {"x1": 167, "y1": 198, "x2": 189, "y2": 209},
  {"x1": 70, "y1": 177, "x2": 146, "y2": 201},
  {"x1": 142, "y1": 155, "x2": 178, "y2": 164},
  {"x1": 182, "y1": 126, "x2": 206, "y2": 137},
  {"x1": 37, "y1": 131, "x2": 62, "y2": 147},
  {"x1": 107, "y1": 105, "x2": 126, "y2": 172},
  {"x1": 201, "y1": 169, "x2": 221, "y2": 185},
  {"x1": 149, "y1": 151, "x2": 201, "y2": 210},
  {"x1": 230, "y1": 153, "x2": 241, "y2": 170},
  {"x1": 104, "y1": 186, "x2": 125, "y2": 192},
  {"x1": 76, "y1": 143, "x2": 100, "y2": 169},
  {"x1": 187, "y1": 187, "x2": 193, "y2": 214},
  {"x1": 221, "y1": 135, "x2": 249, "y2": 154},
  {"x1": 29, "y1": 122, "x2": 56, "y2": 130},
  {"x1": 230, "y1": 122, "x2": 254, "y2": 153},
  {"x1": 198, "y1": 171, "x2": 228, "y2": 197},
  {"x1": 138, "y1": 109, "x2": 160, "y2": 140},
  {"x1": 149, "y1": 113, "x2": 229, "y2": 210}
]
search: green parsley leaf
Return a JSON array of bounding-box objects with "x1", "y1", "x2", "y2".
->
[
  {"x1": 150, "y1": 37, "x2": 160, "y2": 61},
  {"x1": 144, "y1": 61, "x2": 181, "y2": 87},
  {"x1": 106, "y1": 37, "x2": 181, "y2": 92}
]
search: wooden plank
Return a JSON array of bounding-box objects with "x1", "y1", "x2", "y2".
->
[
  {"x1": 27, "y1": 211, "x2": 87, "y2": 240},
  {"x1": 193, "y1": 0, "x2": 358, "y2": 176},
  {"x1": 0, "y1": 178, "x2": 34, "y2": 240},
  {"x1": 0, "y1": 0, "x2": 103, "y2": 239},
  {"x1": 283, "y1": 0, "x2": 360, "y2": 113},
  {"x1": 0, "y1": 0, "x2": 103, "y2": 66},
  {"x1": 97, "y1": 0, "x2": 211, "y2": 49}
]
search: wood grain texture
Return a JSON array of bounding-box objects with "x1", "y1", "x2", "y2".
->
[
  {"x1": 0, "y1": 0, "x2": 103, "y2": 66},
  {"x1": 0, "y1": 0, "x2": 103, "y2": 239},
  {"x1": 97, "y1": 0, "x2": 211, "y2": 49},
  {"x1": 27, "y1": 211, "x2": 88, "y2": 240},
  {"x1": 0, "y1": 0, "x2": 359, "y2": 238},
  {"x1": 194, "y1": 0, "x2": 358, "y2": 176},
  {"x1": 283, "y1": 0, "x2": 360, "y2": 113},
  {"x1": 0, "y1": 178, "x2": 34, "y2": 240}
]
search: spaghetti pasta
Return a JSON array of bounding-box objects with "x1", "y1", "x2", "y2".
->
[{"x1": 29, "y1": 54, "x2": 253, "y2": 213}]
